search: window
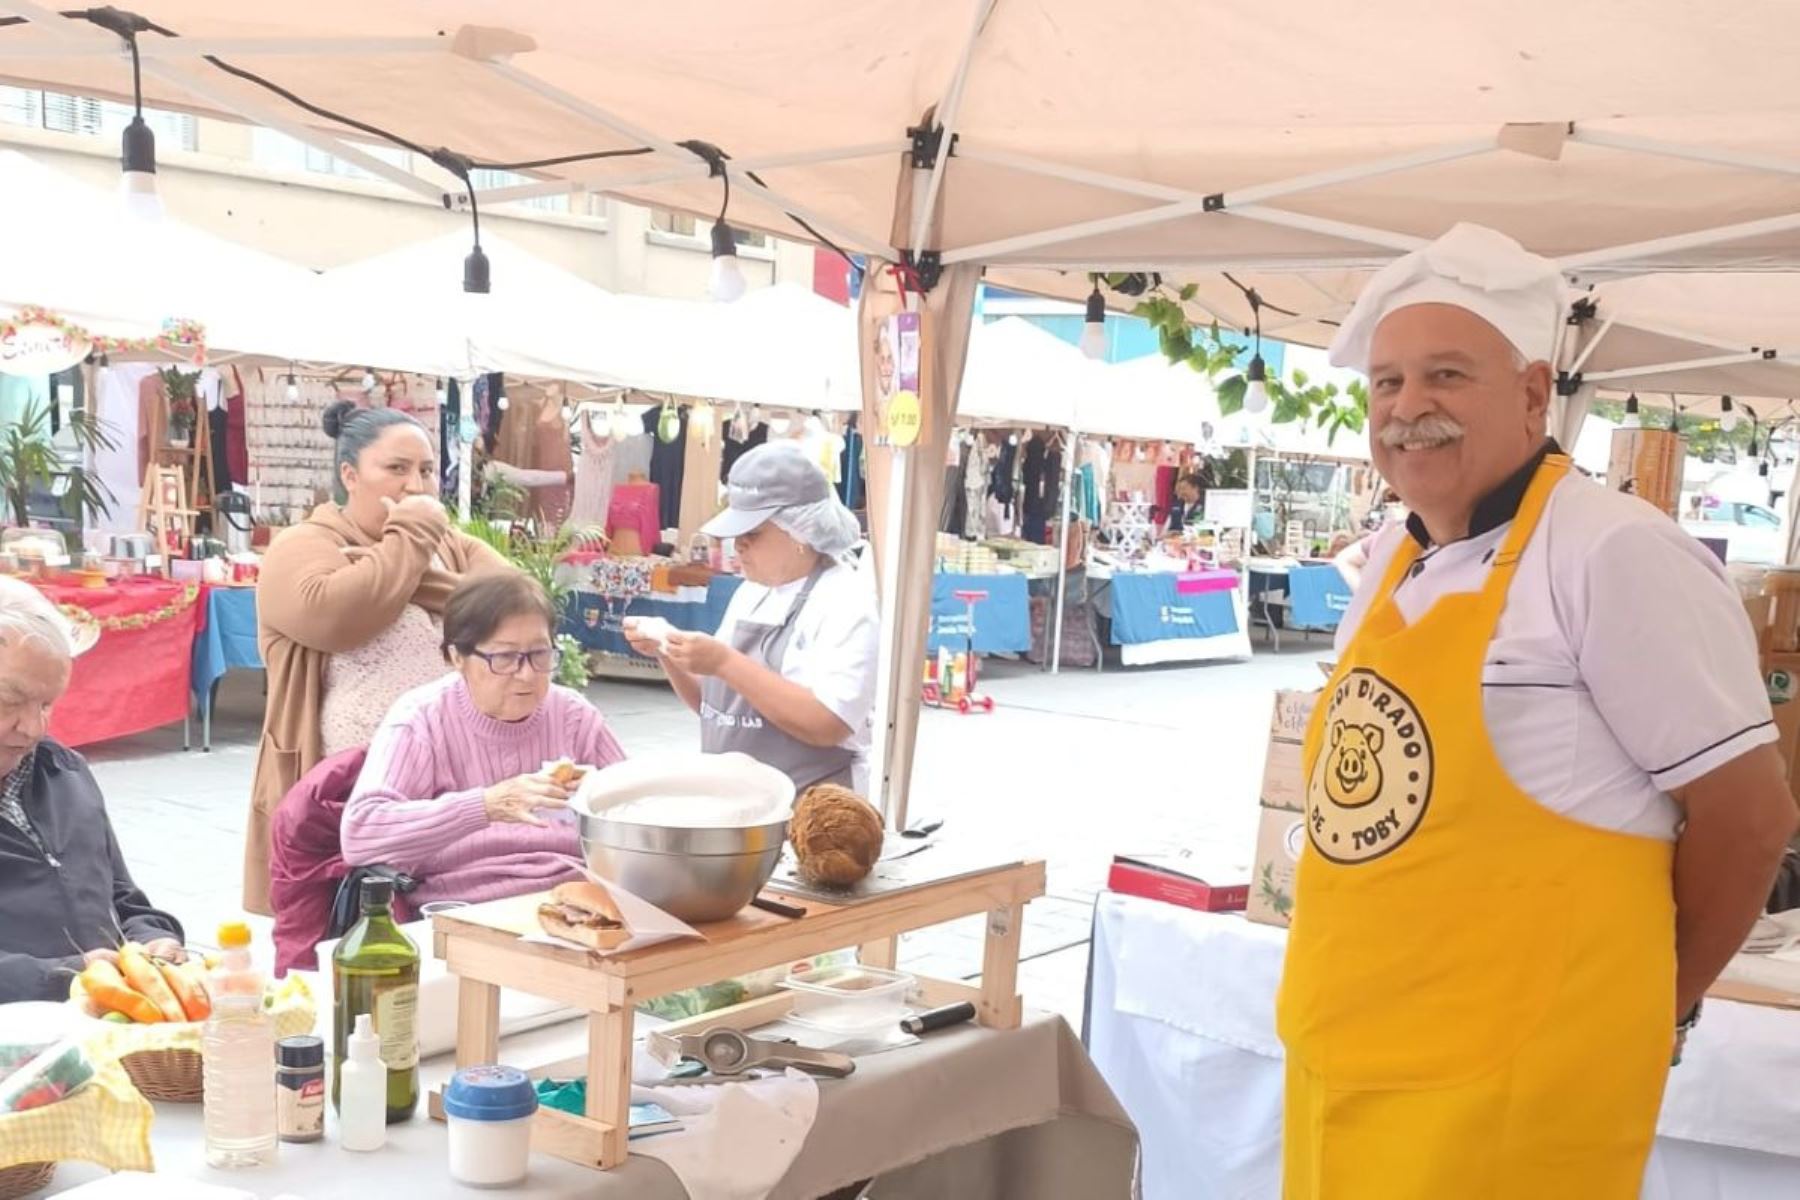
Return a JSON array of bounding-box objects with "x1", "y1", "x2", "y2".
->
[
  {"x1": 467, "y1": 167, "x2": 570, "y2": 214},
  {"x1": 0, "y1": 86, "x2": 197, "y2": 150},
  {"x1": 651, "y1": 208, "x2": 698, "y2": 237},
  {"x1": 250, "y1": 128, "x2": 414, "y2": 183}
]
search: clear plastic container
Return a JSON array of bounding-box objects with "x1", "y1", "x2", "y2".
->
[
  {"x1": 203, "y1": 922, "x2": 278, "y2": 1169},
  {"x1": 779, "y1": 964, "x2": 915, "y2": 1033}
]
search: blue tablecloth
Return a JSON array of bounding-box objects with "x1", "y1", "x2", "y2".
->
[
  {"x1": 928, "y1": 572, "x2": 1032, "y2": 655},
  {"x1": 1107, "y1": 572, "x2": 1239, "y2": 645},
  {"x1": 562, "y1": 575, "x2": 745, "y2": 660},
  {"x1": 1285, "y1": 563, "x2": 1353, "y2": 630},
  {"x1": 191, "y1": 585, "x2": 261, "y2": 701}
]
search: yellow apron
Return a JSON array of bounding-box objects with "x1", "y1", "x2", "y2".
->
[{"x1": 1276, "y1": 455, "x2": 1676, "y2": 1199}]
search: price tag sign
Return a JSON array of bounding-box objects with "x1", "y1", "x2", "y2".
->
[{"x1": 886, "y1": 390, "x2": 921, "y2": 447}]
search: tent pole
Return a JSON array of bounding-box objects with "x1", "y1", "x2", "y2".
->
[
  {"x1": 1585, "y1": 351, "x2": 1771, "y2": 384},
  {"x1": 909, "y1": 0, "x2": 999, "y2": 253},
  {"x1": 457, "y1": 435, "x2": 474, "y2": 521},
  {"x1": 1560, "y1": 211, "x2": 1800, "y2": 272},
  {"x1": 869, "y1": 446, "x2": 909, "y2": 825},
  {"x1": 1570, "y1": 130, "x2": 1800, "y2": 179},
  {"x1": 1228, "y1": 206, "x2": 1428, "y2": 254},
  {"x1": 468, "y1": 142, "x2": 909, "y2": 207},
  {"x1": 1050, "y1": 426, "x2": 1080, "y2": 674}
]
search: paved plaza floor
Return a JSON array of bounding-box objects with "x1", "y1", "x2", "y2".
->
[{"x1": 84, "y1": 642, "x2": 1326, "y2": 1029}]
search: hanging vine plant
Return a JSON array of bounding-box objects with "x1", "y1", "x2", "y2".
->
[{"x1": 1100, "y1": 273, "x2": 1370, "y2": 447}]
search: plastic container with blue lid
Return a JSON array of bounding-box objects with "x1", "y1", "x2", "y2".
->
[{"x1": 444, "y1": 1065, "x2": 538, "y2": 1187}]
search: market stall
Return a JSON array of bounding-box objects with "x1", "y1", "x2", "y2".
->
[
  {"x1": 39, "y1": 576, "x2": 201, "y2": 749},
  {"x1": 1085, "y1": 892, "x2": 1800, "y2": 1200},
  {"x1": 1086, "y1": 559, "x2": 1252, "y2": 666}
]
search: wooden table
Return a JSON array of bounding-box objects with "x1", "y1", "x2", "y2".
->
[{"x1": 430, "y1": 859, "x2": 1046, "y2": 1172}]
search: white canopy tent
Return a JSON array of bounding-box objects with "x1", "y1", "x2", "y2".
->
[
  {"x1": 0, "y1": 148, "x2": 322, "y2": 358},
  {"x1": 13, "y1": 2, "x2": 1800, "y2": 820}
]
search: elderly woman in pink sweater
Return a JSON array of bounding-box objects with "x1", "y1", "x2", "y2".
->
[{"x1": 341, "y1": 572, "x2": 625, "y2": 906}]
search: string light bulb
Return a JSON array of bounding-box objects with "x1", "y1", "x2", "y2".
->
[
  {"x1": 1622, "y1": 393, "x2": 1642, "y2": 429},
  {"x1": 360, "y1": 369, "x2": 376, "y2": 393},
  {"x1": 285, "y1": 373, "x2": 299, "y2": 401},
  {"x1": 1081, "y1": 285, "x2": 1107, "y2": 360},
  {"x1": 434, "y1": 378, "x2": 447, "y2": 405},
  {"x1": 1244, "y1": 354, "x2": 1270, "y2": 415},
  {"x1": 1720, "y1": 395, "x2": 1740, "y2": 433},
  {"x1": 709, "y1": 222, "x2": 747, "y2": 302},
  {"x1": 89, "y1": 10, "x2": 163, "y2": 222},
  {"x1": 1243, "y1": 290, "x2": 1269, "y2": 415}
]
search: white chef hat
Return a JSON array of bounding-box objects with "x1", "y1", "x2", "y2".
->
[{"x1": 1328, "y1": 223, "x2": 1566, "y2": 374}]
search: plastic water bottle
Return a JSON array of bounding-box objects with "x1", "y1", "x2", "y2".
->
[{"x1": 203, "y1": 921, "x2": 278, "y2": 1168}]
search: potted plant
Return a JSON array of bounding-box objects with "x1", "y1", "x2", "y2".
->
[
  {"x1": 157, "y1": 366, "x2": 198, "y2": 449},
  {"x1": 0, "y1": 398, "x2": 117, "y2": 528}
]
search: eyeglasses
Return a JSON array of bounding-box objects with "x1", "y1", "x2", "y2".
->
[{"x1": 465, "y1": 647, "x2": 561, "y2": 676}]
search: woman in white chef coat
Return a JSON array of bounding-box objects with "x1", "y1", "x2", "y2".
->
[{"x1": 625, "y1": 443, "x2": 878, "y2": 792}]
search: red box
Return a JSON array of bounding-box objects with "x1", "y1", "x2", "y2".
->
[{"x1": 1107, "y1": 856, "x2": 1250, "y2": 913}]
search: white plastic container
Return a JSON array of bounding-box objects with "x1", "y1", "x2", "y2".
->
[
  {"x1": 443, "y1": 1065, "x2": 538, "y2": 1188},
  {"x1": 203, "y1": 922, "x2": 278, "y2": 1169},
  {"x1": 780, "y1": 964, "x2": 915, "y2": 1033},
  {"x1": 337, "y1": 1014, "x2": 388, "y2": 1152}
]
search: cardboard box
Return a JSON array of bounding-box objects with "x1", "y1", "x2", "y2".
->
[
  {"x1": 1247, "y1": 805, "x2": 1306, "y2": 927},
  {"x1": 1269, "y1": 690, "x2": 1318, "y2": 742},
  {"x1": 1108, "y1": 854, "x2": 1251, "y2": 913},
  {"x1": 1261, "y1": 739, "x2": 1307, "y2": 811},
  {"x1": 1607, "y1": 427, "x2": 1686, "y2": 517}
]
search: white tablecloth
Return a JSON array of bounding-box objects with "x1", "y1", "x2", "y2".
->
[{"x1": 1085, "y1": 891, "x2": 1800, "y2": 1200}]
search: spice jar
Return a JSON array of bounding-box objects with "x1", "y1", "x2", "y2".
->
[{"x1": 276, "y1": 1035, "x2": 325, "y2": 1143}]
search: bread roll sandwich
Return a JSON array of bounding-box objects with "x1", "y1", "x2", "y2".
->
[{"x1": 537, "y1": 881, "x2": 629, "y2": 950}]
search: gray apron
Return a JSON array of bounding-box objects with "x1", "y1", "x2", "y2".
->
[{"x1": 699, "y1": 567, "x2": 856, "y2": 791}]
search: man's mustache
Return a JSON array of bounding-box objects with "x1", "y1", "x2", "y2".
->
[{"x1": 1379, "y1": 414, "x2": 1466, "y2": 448}]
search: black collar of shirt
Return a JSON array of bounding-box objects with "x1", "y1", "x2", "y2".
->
[{"x1": 1405, "y1": 439, "x2": 1562, "y2": 548}]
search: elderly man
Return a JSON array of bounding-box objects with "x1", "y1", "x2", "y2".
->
[
  {"x1": 0, "y1": 577, "x2": 184, "y2": 1002},
  {"x1": 1276, "y1": 224, "x2": 1797, "y2": 1198}
]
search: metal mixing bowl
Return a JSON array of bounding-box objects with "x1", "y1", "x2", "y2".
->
[{"x1": 579, "y1": 814, "x2": 789, "y2": 923}]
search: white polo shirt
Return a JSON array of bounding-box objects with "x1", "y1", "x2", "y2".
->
[
  {"x1": 715, "y1": 558, "x2": 880, "y2": 792},
  {"x1": 1336, "y1": 456, "x2": 1775, "y2": 840}
]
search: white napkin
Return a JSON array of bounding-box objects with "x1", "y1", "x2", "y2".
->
[
  {"x1": 631, "y1": 1070, "x2": 820, "y2": 1200},
  {"x1": 519, "y1": 871, "x2": 705, "y2": 957}
]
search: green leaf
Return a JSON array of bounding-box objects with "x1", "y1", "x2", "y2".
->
[
  {"x1": 1217, "y1": 374, "x2": 1247, "y2": 415},
  {"x1": 1290, "y1": 368, "x2": 1309, "y2": 388},
  {"x1": 1179, "y1": 283, "x2": 1199, "y2": 302}
]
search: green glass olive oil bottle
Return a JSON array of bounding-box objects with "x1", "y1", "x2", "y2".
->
[{"x1": 331, "y1": 878, "x2": 420, "y2": 1122}]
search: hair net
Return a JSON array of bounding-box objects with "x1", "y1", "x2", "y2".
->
[{"x1": 769, "y1": 495, "x2": 863, "y2": 558}]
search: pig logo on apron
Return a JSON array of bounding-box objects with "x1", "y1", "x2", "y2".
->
[{"x1": 1307, "y1": 667, "x2": 1435, "y2": 864}]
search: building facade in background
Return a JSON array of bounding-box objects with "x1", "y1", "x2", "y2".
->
[{"x1": 0, "y1": 84, "x2": 816, "y2": 299}]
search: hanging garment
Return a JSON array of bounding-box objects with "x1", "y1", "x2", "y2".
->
[
  {"x1": 678, "y1": 415, "x2": 725, "y2": 543},
  {"x1": 990, "y1": 437, "x2": 1018, "y2": 521},
  {"x1": 1020, "y1": 434, "x2": 1049, "y2": 544},
  {"x1": 612, "y1": 432, "x2": 653, "y2": 485},
  {"x1": 529, "y1": 401, "x2": 574, "y2": 527},
  {"x1": 1278, "y1": 454, "x2": 1673, "y2": 1199},
  {"x1": 94, "y1": 364, "x2": 155, "y2": 528},
  {"x1": 837, "y1": 421, "x2": 865, "y2": 509},
  {"x1": 568, "y1": 416, "x2": 615, "y2": 529},
  {"x1": 209, "y1": 404, "x2": 233, "y2": 492},
  {"x1": 225, "y1": 367, "x2": 249, "y2": 486},
  {"x1": 963, "y1": 442, "x2": 990, "y2": 540},
  {"x1": 940, "y1": 443, "x2": 970, "y2": 535},
  {"x1": 1153, "y1": 465, "x2": 1178, "y2": 526},
  {"x1": 643, "y1": 405, "x2": 688, "y2": 532},
  {"x1": 722, "y1": 421, "x2": 769, "y2": 483}
]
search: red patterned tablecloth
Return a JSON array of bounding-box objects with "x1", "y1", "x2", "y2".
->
[{"x1": 38, "y1": 576, "x2": 202, "y2": 748}]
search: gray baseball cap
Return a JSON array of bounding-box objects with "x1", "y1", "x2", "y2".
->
[{"x1": 701, "y1": 443, "x2": 832, "y2": 539}]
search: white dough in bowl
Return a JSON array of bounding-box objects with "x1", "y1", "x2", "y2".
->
[{"x1": 574, "y1": 752, "x2": 794, "y2": 828}]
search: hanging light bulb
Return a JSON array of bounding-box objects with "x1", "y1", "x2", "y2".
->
[
  {"x1": 496, "y1": 388, "x2": 510, "y2": 412},
  {"x1": 1080, "y1": 285, "x2": 1107, "y2": 360},
  {"x1": 1720, "y1": 395, "x2": 1740, "y2": 433},
  {"x1": 110, "y1": 19, "x2": 162, "y2": 222},
  {"x1": 361, "y1": 369, "x2": 377, "y2": 393},
  {"x1": 434, "y1": 378, "x2": 447, "y2": 405},
  {"x1": 710, "y1": 222, "x2": 748, "y2": 302},
  {"x1": 1242, "y1": 289, "x2": 1269, "y2": 415},
  {"x1": 1622, "y1": 393, "x2": 1642, "y2": 429},
  {"x1": 1244, "y1": 354, "x2": 1270, "y2": 415},
  {"x1": 285, "y1": 372, "x2": 299, "y2": 401}
]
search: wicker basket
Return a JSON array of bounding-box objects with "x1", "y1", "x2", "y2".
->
[
  {"x1": 120, "y1": 1048, "x2": 203, "y2": 1103},
  {"x1": 0, "y1": 1161, "x2": 54, "y2": 1200}
]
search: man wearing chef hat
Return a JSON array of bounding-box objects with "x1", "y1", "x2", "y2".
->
[{"x1": 1277, "y1": 224, "x2": 1797, "y2": 1197}]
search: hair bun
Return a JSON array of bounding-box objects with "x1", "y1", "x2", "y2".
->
[{"x1": 320, "y1": 399, "x2": 358, "y2": 440}]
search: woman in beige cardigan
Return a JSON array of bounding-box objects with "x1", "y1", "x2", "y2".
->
[{"x1": 245, "y1": 401, "x2": 509, "y2": 913}]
